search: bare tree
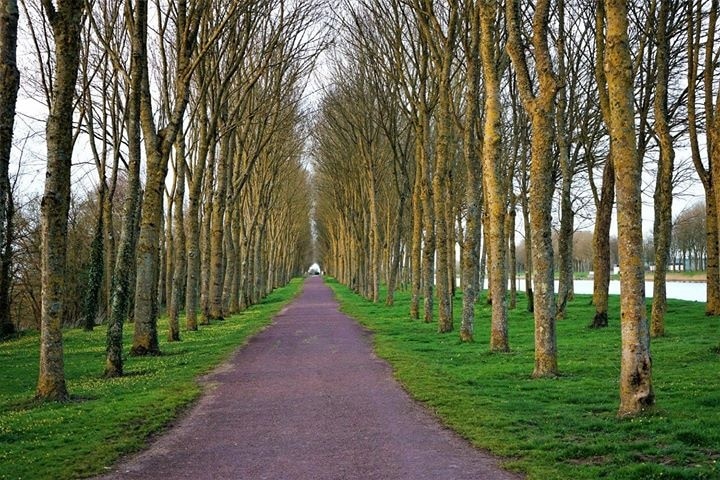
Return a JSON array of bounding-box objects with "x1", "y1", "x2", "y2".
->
[
  {"x1": 36, "y1": 0, "x2": 86, "y2": 400},
  {"x1": 506, "y1": 0, "x2": 559, "y2": 376},
  {"x1": 650, "y1": 0, "x2": 677, "y2": 338},
  {"x1": 0, "y1": 0, "x2": 20, "y2": 336},
  {"x1": 604, "y1": 0, "x2": 654, "y2": 417}
]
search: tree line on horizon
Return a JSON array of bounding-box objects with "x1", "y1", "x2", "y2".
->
[
  {"x1": 312, "y1": 0, "x2": 720, "y2": 417},
  {"x1": 0, "y1": 0, "x2": 326, "y2": 401}
]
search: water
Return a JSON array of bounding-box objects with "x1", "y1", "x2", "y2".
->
[{"x1": 497, "y1": 279, "x2": 707, "y2": 303}]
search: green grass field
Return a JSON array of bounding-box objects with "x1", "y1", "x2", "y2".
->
[
  {"x1": 327, "y1": 279, "x2": 720, "y2": 480},
  {"x1": 0, "y1": 278, "x2": 303, "y2": 480}
]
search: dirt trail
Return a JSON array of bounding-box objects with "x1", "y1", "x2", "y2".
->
[{"x1": 97, "y1": 277, "x2": 522, "y2": 479}]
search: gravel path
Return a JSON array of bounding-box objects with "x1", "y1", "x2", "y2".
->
[{"x1": 97, "y1": 277, "x2": 522, "y2": 479}]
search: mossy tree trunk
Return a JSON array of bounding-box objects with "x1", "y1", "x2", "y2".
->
[
  {"x1": 590, "y1": 1, "x2": 615, "y2": 329},
  {"x1": 604, "y1": 0, "x2": 654, "y2": 417},
  {"x1": 207, "y1": 126, "x2": 231, "y2": 321},
  {"x1": 0, "y1": 0, "x2": 20, "y2": 337},
  {"x1": 591, "y1": 157, "x2": 614, "y2": 328},
  {"x1": 410, "y1": 157, "x2": 423, "y2": 319},
  {"x1": 37, "y1": 0, "x2": 85, "y2": 401},
  {"x1": 507, "y1": 194, "x2": 517, "y2": 310},
  {"x1": 481, "y1": 0, "x2": 509, "y2": 352},
  {"x1": 460, "y1": 0, "x2": 481, "y2": 343},
  {"x1": 687, "y1": 0, "x2": 720, "y2": 315},
  {"x1": 706, "y1": 1, "x2": 720, "y2": 320},
  {"x1": 506, "y1": 0, "x2": 559, "y2": 376},
  {"x1": 167, "y1": 134, "x2": 186, "y2": 342},
  {"x1": 104, "y1": 0, "x2": 144, "y2": 377},
  {"x1": 414, "y1": 0, "x2": 459, "y2": 333},
  {"x1": 555, "y1": 0, "x2": 575, "y2": 321},
  {"x1": 82, "y1": 202, "x2": 104, "y2": 331},
  {"x1": 131, "y1": 0, "x2": 211, "y2": 355},
  {"x1": 650, "y1": 0, "x2": 675, "y2": 338}
]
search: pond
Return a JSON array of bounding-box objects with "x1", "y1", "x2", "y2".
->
[{"x1": 501, "y1": 279, "x2": 707, "y2": 303}]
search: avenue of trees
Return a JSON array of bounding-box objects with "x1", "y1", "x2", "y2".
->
[
  {"x1": 2, "y1": 0, "x2": 719, "y2": 421},
  {"x1": 313, "y1": 0, "x2": 720, "y2": 417},
  {"x1": 0, "y1": 0, "x2": 323, "y2": 399}
]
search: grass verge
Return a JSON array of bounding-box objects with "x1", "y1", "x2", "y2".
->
[
  {"x1": 326, "y1": 278, "x2": 720, "y2": 480},
  {"x1": 0, "y1": 278, "x2": 304, "y2": 480}
]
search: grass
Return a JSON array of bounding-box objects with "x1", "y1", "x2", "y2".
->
[
  {"x1": 0, "y1": 278, "x2": 304, "y2": 480},
  {"x1": 326, "y1": 278, "x2": 720, "y2": 480}
]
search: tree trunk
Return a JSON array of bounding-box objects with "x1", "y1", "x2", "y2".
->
[
  {"x1": 0, "y1": 0, "x2": 20, "y2": 337},
  {"x1": 507, "y1": 194, "x2": 517, "y2": 310},
  {"x1": 591, "y1": 157, "x2": 614, "y2": 328},
  {"x1": 104, "y1": 0, "x2": 143, "y2": 375},
  {"x1": 528, "y1": 106, "x2": 558, "y2": 377},
  {"x1": 131, "y1": 0, "x2": 199, "y2": 355},
  {"x1": 131, "y1": 144, "x2": 166, "y2": 356},
  {"x1": 199, "y1": 145, "x2": 215, "y2": 324},
  {"x1": 555, "y1": 0, "x2": 574, "y2": 320},
  {"x1": 519, "y1": 150, "x2": 533, "y2": 313},
  {"x1": 705, "y1": 191, "x2": 720, "y2": 315},
  {"x1": 433, "y1": 56, "x2": 455, "y2": 334},
  {"x1": 709, "y1": 1, "x2": 720, "y2": 322},
  {"x1": 650, "y1": 0, "x2": 674, "y2": 338},
  {"x1": 410, "y1": 154, "x2": 422, "y2": 319},
  {"x1": 37, "y1": 0, "x2": 85, "y2": 401},
  {"x1": 184, "y1": 113, "x2": 207, "y2": 331},
  {"x1": 689, "y1": 0, "x2": 720, "y2": 315},
  {"x1": 482, "y1": 0, "x2": 508, "y2": 352},
  {"x1": 82, "y1": 198, "x2": 104, "y2": 331},
  {"x1": 460, "y1": 2, "x2": 481, "y2": 342},
  {"x1": 420, "y1": 112, "x2": 435, "y2": 324},
  {"x1": 506, "y1": 0, "x2": 558, "y2": 374},
  {"x1": 605, "y1": 0, "x2": 654, "y2": 416},
  {"x1": 168, "y1": 136, "x2": 186, "y2": 342},
  {"x1": 208, "y1": 132, "x2": 231, "y2": 321},
  {"x1": 386, "y1": 193, "x2": 406, "y2": 307}
]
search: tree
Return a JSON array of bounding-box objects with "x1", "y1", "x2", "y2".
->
[
  {"x1": 650, "y1": 0, "x2": 677, "y2": 338},
  {"x1": 131, "y1": 0, "x2": 242, "y2": 355},
  {"x1": 687, "y1": 0, "x2": 720, "y2": 315},
  {"x1": 459, "y1": 0, "x2": 482, "y2": 342},
  {"x1": 506, "y1": 0, "x2": 559, "y2": 376},
  {"x1": 100, "y1": 0, "x2": 143, "y2": 377},
  {"x1": 604, "y1": 0, "x2": 654, "y2": 417},
  {"x1": 37, "y1": 0, "x2": 86, "y2": 401},
  {"x1": 0, "y1": 0, "x2": 20, "y2": 336},
  {"x1": 590, "y1": 0, "x2": 615, "y2": 329},
  {"x1": 481, "y1": 0, "x2": 509, "y2": 351},
  {"x1": 412, "y1": 0, "x2": 460, "y2": 333},
  {"x1": 555, "y1": 0, "x2": 574, "y2": 320}
]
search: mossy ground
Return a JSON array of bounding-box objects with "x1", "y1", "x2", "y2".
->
[
  {"x1": 327, "y1": 278, "x2": 720, "y2": 480},
  {"x1": 0, "y1": 279, "x2": 303, "y2": 480}
]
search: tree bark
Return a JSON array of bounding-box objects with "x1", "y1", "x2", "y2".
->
[
  {"x1": 591, "y1": 0, "x2": 615, "y2": 329},
  {"x1": 410, "y1": 155, "x2": 423, "y2": 319},
  {"x1": 650, "y1": 0, "x2": 674, "y2": 338},
  {"x1": 131, "y1": 0, "x2": 201, "y2": 355},
  {"x1": 0, "y1": 0, "x2": 20, "y2": 336},
  {"x1": 482, "y1": 0, "x2": 509, "y2": 351},
  {"x1": 37, "y1": 0, "x2": 85, "y2": 401},
  {"x1": 208, "y1": 131, "x2": 231, "y2": 321},
  {"x1": 167, "y1": 135, "x2": 186, "y2": 342},
  {"x1": 507, "y1": 194, "x2": 517, "y2": 310},
  {"x1": 605, "y1": 0, "x2": 654, "y2": 416},
  {"x1": 506, "y1": 0, "x2": 558, "y2": 375},
  {"x1": 460, "y1": 1, "x2": 481, "y2": 342},
  {"x1": 82, "y1": 199, "x2": 104, "y2": 331},
  {"x1": 591, "y1": 157, "x2": 614, "y2": 328},
  {"x1": 555, "y1": 0, "x2": 574, "y2": 320}
]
